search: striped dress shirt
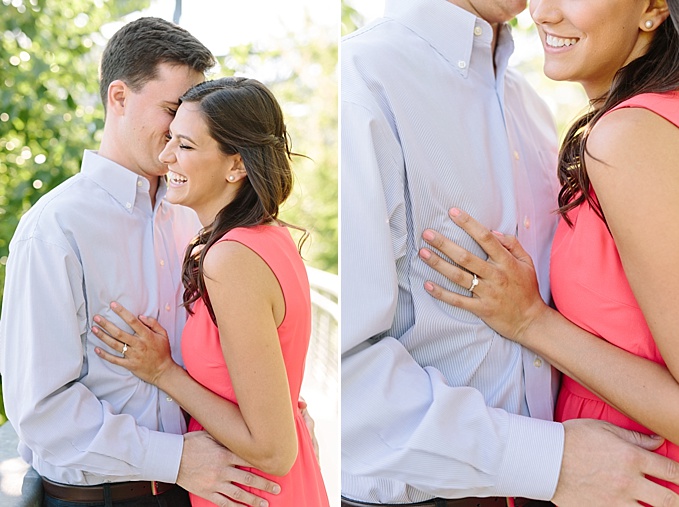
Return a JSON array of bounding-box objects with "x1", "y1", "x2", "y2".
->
[
  {"x1": 0, "y1": 150, "x2": 201, "y2": 484},
  {"x1": 341, "y1": 0, "x2": 564, "y2": 502}
]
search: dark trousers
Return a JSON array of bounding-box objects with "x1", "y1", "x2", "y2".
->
[{"x1": 43, "y1": 485, "x2": 190, "y2": 507}]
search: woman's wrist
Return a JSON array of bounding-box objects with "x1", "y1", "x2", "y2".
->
[
  {"x1": 515, "y1": 300, "x2": 553, "y2": 349},
  {"x1": 154, "y1": 361, "x2": 185, "y2": 392}
]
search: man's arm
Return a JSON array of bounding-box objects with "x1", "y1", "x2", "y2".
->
[
  {"x1": 0, "y1": 235, "x2": 279, "y2": 505},
  {"x1": 0, "y1": 236, "x2": 183, "y2": 482},
  {"x1": 340, "y1": 97, "x2": 564, "y2": 500}
]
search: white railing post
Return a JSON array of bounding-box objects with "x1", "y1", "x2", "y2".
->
[{"x1": 302, "y1": 265, "x2": 339, "y2": 506}]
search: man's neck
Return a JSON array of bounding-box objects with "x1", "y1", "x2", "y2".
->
[
  {"x1": 491, "y1": 23, "x2": 501, "y2": 72},
  {"x1": 148, "y1": 176, "x2": 159, "y2": 209},
  {"x1": 98, "y1": 139, "x2": 159, "y2": 208},
  {"x1": 444, "y1": 0, "x2": 503, "y2": 68}
]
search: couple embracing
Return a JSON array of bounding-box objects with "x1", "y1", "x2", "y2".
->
[{"x1": 341, "y1": 0, "x2": 679, "y2": 505}]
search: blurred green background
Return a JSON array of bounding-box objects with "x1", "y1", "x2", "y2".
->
[{"x1": 0, "y1": 0, "x2": 338, "y2": 423}]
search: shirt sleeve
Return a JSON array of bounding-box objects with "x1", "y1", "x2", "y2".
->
[
  {"x1": 0, "y1": 235, "x2": 183, "y2": 483},
  {"x1": 340, "y1": 97, "x2": 564, "y2": 500}
]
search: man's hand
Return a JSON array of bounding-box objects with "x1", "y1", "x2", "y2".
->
[
  {"x1": 298, "y1": 397, "x2": 320, "y2": 463},
  {"x1": 552, "y1": 419, "x2": 679, "y2": 506},
  {"x1": 177, "y1": 431, "x2": 280, "y2": 507}
]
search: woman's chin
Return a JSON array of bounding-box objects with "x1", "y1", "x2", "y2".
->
[
  {"x1": 542, "y1": 64, "x2": 573, "y2": 84},
  {"x1": 164, "y1": 189, "x2": 184, "y2": 206}
]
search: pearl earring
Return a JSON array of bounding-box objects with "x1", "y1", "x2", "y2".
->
[
  {"x1": 645, "y1": 19, "x2": 654, "y2": 29},
  {"x1": 228, "y1": 175, "x2": 236, "y2": 182}
]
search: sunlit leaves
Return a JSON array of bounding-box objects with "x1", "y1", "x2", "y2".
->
[{"x1": 0, "y1": 0, "x2": 150, "y2": 310}]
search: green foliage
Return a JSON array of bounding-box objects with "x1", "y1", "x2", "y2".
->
[
  {"x1": 342, "y1": 2, "x2": 363, "y2": 36},
  {"x1": 0, "y1": 0, "x2": 151, "y2": 311}
]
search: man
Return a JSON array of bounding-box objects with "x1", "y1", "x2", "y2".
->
[
  {"x1": 341, "y1": 0, "x2": 679, "y2": 505},
  {"x1": 0, "y1": 17, "x2": 278, "y2": 507}
]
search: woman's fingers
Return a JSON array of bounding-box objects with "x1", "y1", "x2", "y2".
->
[
  {"x1": 421, "y1": 229, "x2": 491, "y2": 278},
  {"x1": 423, "y1": 280, "x2": 482, "y2": 313},
  {"x1": 491, "y1": 230, "x2": 534, "y2": 265},
  {"x1": 94, "y1": 345, "x2": 126, "y2": 367},
  {"x1": 110, "y1": 301, "x2": 150, "y2": 336},
  {"x1": 92, "y1": 326, "x2": 126, "y2": 353},
  {"x1": 93, "y1": 303, "x2": 167, "y2": 353},
  {"x1": 138, "y1": 314, "x2": 169, "y2": 338},
  {"x1": 419, "y1": 247, "x2": 478, "y2": 293},
  {"x1": 92, "y1": 314, "x2": 138, "y2": 347},
  {"x1": 448, "y1": 208, "x2": 510, "y2": 261}
]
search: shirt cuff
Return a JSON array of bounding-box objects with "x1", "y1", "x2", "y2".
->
[
  {"x1": 495, "y1": 415, "x2": 564, "y2": 500},
  {"x1": 141, "y1": 431, "x2": 184, "y2": 483}
]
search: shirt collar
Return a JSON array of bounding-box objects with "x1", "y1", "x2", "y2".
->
[
  {"x1": 384, "y1": 0, "x2": 515, "y2": 78},
  {"x1": 80, "y1": 150, "x2": 165, "y2": 213}
]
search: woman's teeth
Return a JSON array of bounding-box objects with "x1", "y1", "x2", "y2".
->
[
  {"x1": 169, "y1": 171, "x2": 187, "y2": 184},
  {"x1": 546, "y1": 34, "x2": 579, "y2": 48}
]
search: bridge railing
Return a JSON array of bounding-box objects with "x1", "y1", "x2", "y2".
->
[{"x1": 302, "y1": 266, "x2": 340, "y2": 506}]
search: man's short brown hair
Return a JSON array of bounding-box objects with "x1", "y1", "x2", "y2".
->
[{"x1": 99, "y1": 17, "x2": 215, "y2": 111}]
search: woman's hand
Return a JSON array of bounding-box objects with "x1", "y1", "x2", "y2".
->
[
  {"x1": 418, "y1": 208, "x2": 549, "y2": 343},
  {"x1": 92, "y1": 302, "x2": 180, "y2": 387}
]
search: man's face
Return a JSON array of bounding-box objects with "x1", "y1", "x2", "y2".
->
[{"x1": 119, "y1": 63, "x2": 205, "y2": 180}]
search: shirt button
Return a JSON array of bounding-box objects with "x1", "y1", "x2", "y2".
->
[
  {"x1": 513, "y1": 150, "x2": 520, "y2": 160},
  {"x1": 457, "y1": 60, "x2": 467, "y2": 69},
  {"x1": 125, "y1": 202, "x2": 132, "y2": 209},
  {"x1": 474, "y1": 26, "x2": 483, "y2": 36},
  {"x1": 523, "y1": 216, "x2": 531, "y2": 229},
  {"x1": 137, "y1": 180, "x2": 143, "y2": 187},
  {"x1": 166, "y1": 396, "x2": 173, "y2": 402},
  {"x1": 534, "y1": 357, "x2": 543, "y2": 368},
  {"x1": 160, "y1": 259, "x2": 165, "y2": 266},
  {"x1": 165, "y1": 304, "x2": 171, "y2": 312}
]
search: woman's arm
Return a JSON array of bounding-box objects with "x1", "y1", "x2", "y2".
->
[
  {"x1": 586, "y1": 107, "x2": 679, "y2": 385},
  {"x1": 420, "y1": 215, "x2": 679, "y2": 446},
  {"x1": 417, "y1": 107, "x2": 679, "y2": 445},
  {"x1": 94, "y1": 240, "x2": 297, "y2": 476}
]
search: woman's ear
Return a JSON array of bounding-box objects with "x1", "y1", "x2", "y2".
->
[
  {"x1": 641, "y1": 0, "x2": 670, "y2": 31},
  {"x1": 226, "y1": 154, "x2": 247, "y2": 183}
]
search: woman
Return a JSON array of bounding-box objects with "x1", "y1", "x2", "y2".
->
[
  {"x1": 419, "y1": 0, "x2": 679, "y2": 497},
  {"x1": 92, "y1": 77, "x2": 329, "y2": 506}
]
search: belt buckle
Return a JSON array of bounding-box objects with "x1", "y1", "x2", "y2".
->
[{"x1": 151, "y1": 481, "x2": 160, "y2": 496}]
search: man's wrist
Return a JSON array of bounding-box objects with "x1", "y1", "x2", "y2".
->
[
  {"x1": 495, "y1": 415, "x2": 564, "y2": 500},
  {"x1": 141, "y1": 431, "x2": 184, "y2": 483}
]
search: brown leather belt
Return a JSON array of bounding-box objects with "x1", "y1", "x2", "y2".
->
[
  {"x1": 341, "y1": 497, "x2": 552, "y2": 507},
  {"x1": 42, "y1": 478, "x2": 176, "y2": 503}
]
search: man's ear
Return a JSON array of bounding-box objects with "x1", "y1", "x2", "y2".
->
[{"x1": 107, "y1": 80, "x2": 128, "y2": 116}]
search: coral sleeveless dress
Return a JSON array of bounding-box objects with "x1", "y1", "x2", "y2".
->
[
  {"x1": 181, "y1": 225, "x2": 329, "y2": 506},
  {"x1": 551, "y1": 91, "x2": 679, "y2": 493}
]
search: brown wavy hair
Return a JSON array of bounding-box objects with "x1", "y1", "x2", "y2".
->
[
  {"x1": 179, "y1": 77, "x2": 308, "y2": 324},
  {"x1": 557, "y1": 4, "x2": 679, "y2": 226}
]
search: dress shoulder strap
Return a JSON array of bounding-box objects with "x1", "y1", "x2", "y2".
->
[{"x1": 607, "y1": 90, "x2": 679, "y2": 127}]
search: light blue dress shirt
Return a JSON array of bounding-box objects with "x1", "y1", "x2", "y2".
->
[
  {"x1": 341, "y1": 0, "x2": 564, "y2": 502},
  {"x1": 0, "y1": 150, "x2": 201, "y2": 484}
]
